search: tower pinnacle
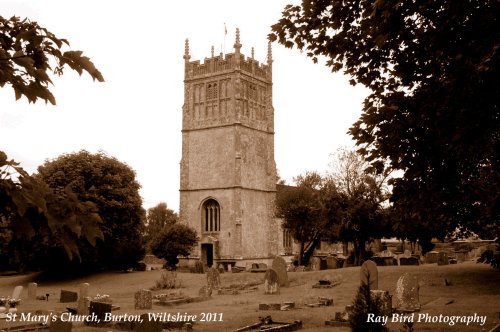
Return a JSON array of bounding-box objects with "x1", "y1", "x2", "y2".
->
[
  {"x1": 183, "y1": 38, "x2": 191, "y2": 61},
  {"x1": 234, "y1": 28, "x2": 242, "y2": 52}
]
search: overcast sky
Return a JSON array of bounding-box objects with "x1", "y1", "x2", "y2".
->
[{"x1": 0, "y1": 0, "x2": 369, "y2": 211}]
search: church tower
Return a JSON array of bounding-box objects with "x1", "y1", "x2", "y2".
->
[{"x1": 179, "y1": 29, "x2": 278, "y2": 268}]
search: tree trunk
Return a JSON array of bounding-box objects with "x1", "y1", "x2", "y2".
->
[{"x1": 298, "y1": 241, "x2": 305, "y2": 266}]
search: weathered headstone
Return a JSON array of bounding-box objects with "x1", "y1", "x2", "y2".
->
[
  {"x1": 425, "y1": 251, "x2": 439, "y2": 264},
  {"x1": 271, "y1": 256, "x2": 289, "y2": 287},
  {"x1": 11, "y1": 285, "x2": 23, "y2": 300},
  {"x1": 49, "y1": 316, "x2": 72, "y2": 332},
  {"x1": 198, "y1": 285, "x2": 212, "y2": 298},
  {"x1": 360, "y1": 260, "x2": 378, "y2": 290},
  {"x1": 263, "y1": 268, "x2": 280, "y2": 294},
  {"x1": 394, "y1": 273, "x2": 420, "y2": 312},
  {"x1": 79, "y1": 283, "x2": 89, "y2": 299},
  {"x1": 206, "y1": 266, "x2": 221, "y2": 289},
  {"x1": 326, "y1": 256, "x2": 338, "y2": 269},
  {"x1": 134, "y1": 289, "x2": 152, "y2": 309},
  {"x1": 134, "y1": 313, "x2": 163, "y2": 332},
  {"x1": 403, "y1": 249, "x2": 412, "y2": 258},
  {"x1": 400, "y1": 256, "x2": 420, "y2": 265},
  {"x1": 437, "y1": 252, "x2": 449, "y2": 266},
  {"x1": 309, "y1": 257, "x2": 321, "y2": 271},
  {"x1": 455, "y1": 250, "x2": 468, "y2": 263},
  {"x1": 77, "y1": 297, "x2": 90, "y2": 315},
  {"x1": 28, "y1": 283, "x2": 37, "y2": 300},
  {"x1": 370, "y1": 290, "x2": 392, "y2": 316},
  {"x1": 88, "y1": 301, "x2": 112, "y2": 323},
  {"x1": 60, "y1": 290, "x2": 78, "y2": 303}
]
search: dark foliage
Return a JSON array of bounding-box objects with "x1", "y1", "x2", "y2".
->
[{"x1": 150, "y1": 223, "x2": 198, "y2": 270}]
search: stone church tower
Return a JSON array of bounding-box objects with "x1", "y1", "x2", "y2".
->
[{"x1": 179, "y1": 29, "x2": 278, "y2": 268}]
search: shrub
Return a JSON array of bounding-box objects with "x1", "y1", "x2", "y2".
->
[{"x1": 151, "y1": 271, "x2": 181, "y2": 290}]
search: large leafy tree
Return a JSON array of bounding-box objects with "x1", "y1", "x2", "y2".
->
[
  {"x1": 327, "y1": 148, "x2": 390, "y2": 265},
  {"x1": 270, "y1": 1, "x2": 499, "y2": 239},
  {"x1": 0, "y1": 15, "x2": 104, "y2": 104},
  {"x1": 276, "y1": 171, "x2": 326, "y2": 266},
  {"x1": 0, "y1": 151, "x2": 103, "y2": 270},
  {"x1": 145, "y1": 202, "x2": 178, "y2": 247},
  {"x1": 36, "y1": 150, "x2": 146, "y2": 271},
  {"x1": 150, "y1": 223, "x2": 198, "y2": 270}
]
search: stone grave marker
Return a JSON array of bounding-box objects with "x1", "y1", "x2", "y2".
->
[
  {"x1": 134, "y1": 313, "x2": 163, "y2": 332},
  {"x1": 11, "y1": 285, "x2": 23, "y2": 300},
  {"x1": 79, "y1": 283, "x2": 89, "y2": 299},
  {"x1": 394, "y1": 273, "x2": 420, "y2": 312},
  {"x1": 425, "y1": 251, "x2": 439, "y2": 264},
  {"x1": 198, "y1": 285, "x2": 212, "y2": 298},
  {"x1": 400, "y1": 256, "x2": 420, "y2": 265},
  {"x1": 134, "y1": 289, "x2": 152, "y2": 309},
  {"x1": 437, "y1": 252, "x2": 449, "y2": 265},
  {"x1": 88, "y1": 301, "x2": 112, "y2": 324},
  {"x1": 403, "y1": 249, "x2": 412, "y2": 257},
  {"x1": 326, "y1": 256, "x2": 338, "y2": 269},
  {"x1": 60, "y1": 290, "x2": 78, "y2": 303},
  {"x1": 49, "y1": 316, "x2": 72, "y2": 332},
  {"x1": 28, "y1": 282, "x2": 37, "y2": 300},
  {"x1": 206, "y1": 266, "x2": 221, "y2": 289},
  {"x1": 309, "y1": 257, "x2": 321, "y2": 271},
  {"x1": 264, "y1": 268, "x2": 280, "y2": 294},
  {"x1": 77, "y1": 297, "x2": 90, "y2": 315},
  {"x1": 271, "y1": 256, "x2": 289, "y2": 287},
  {"x1": 360, "y1": 260, "x2": 378, "y2": 290}
]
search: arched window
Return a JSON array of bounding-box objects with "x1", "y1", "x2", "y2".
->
[{"x1": 202, "y1": 199, "x2": 220, "y2": 233}]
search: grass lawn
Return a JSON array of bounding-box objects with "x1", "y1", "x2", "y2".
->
[{"x1": 0, "y1": 261, "x2": 498, "y2": 331}]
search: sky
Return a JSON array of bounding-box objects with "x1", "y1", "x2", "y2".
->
[{"x1": 0, "y1": 0, "x2": 370, "y2": 211}]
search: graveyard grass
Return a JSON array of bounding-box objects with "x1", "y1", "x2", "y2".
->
[{"x1": 0, "y1": 261, "x2": 498, "y2": 331}]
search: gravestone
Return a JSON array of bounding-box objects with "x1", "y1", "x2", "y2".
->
[
  {"x1": 89, "y1": 301, "x2": 112, "y2": 323},
  {"x1": 198, "y1": 285, "x2": 212, "y2": 298},
  {"x1": 206, "y1": 266, "x2": 221, "y2": 289},
  {"x1": 400, "y1": 257, "x2": 420, "y2": 265},
  {"x1": 370, "y1": 290, "x2": 392, "y2": 316},
  {"x1": 77, "y1": 297, "x2": 90, "y2": 315},
  {"x1": 134, "y1": 289, "x2": 152, "y2": 309},
  {"x1": 263, "y1": 268, "x2": 280, "y2": 294},
  {"x1": 425, "y1": 251, "x2": 439, "y2": 264},
  {"x1": 309, "y1": 257, "x2": 321, "y2": 271},
  {"x1": 437, "y1": 252, "x2": 449, "y2": 266},
  {"x1": 403, "y1": 249, "x2": 412, "y2": 257},
  {"x1": 79, "y1": 283, "x2": 89, "y2": 299},
  {"x1": 11, "y1": 285, "x2": 23, "y2": 300},
  {"x1": 394, "y1": 273, "x2": 420, "y2": 312},
  {"x1": 134, "y1": 313, "x2": 163, "y2": 332},
  {"x1": 60, "y1": 290, "x2": 78, "y2": 303},
  {"x1": 271, "y1": 256, "x2": 289, "y2": 287},
  {"x1": 49, "y1": 316, "x2": 72, "y2": 332},
  {"x1": 360, "y1": 260, "x2": 378, "y2": 290},
  {"x1": 326, "y1": 256, "x2": 338, "y2": 269},
  {"x1": 28, "y1": 283, "x2": 37, "y2": 300}
]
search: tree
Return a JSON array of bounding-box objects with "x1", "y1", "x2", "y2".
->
[
  {"x1": 145, "y1": 202, "x2": 178, "y2": 247},
  {"x1": 0, "y1": 15, "x2": 104, "y2": 104},
  {"x1": 276, "y1": 171, "x2": 326, "y2": 266},
  {"x1": 150, "y1": 223, "x2": 198, "y2": 270},
  {"x1": 36, "y1": 150, "x2": 145, "y2": 271},
  {"x1": 270, "y1": 1, "x2": 499, "y2": 240},
  {"x1": 328, "y1": 148, "x2": 390, "y2": 265},
  {"x1": 0, "y1": 151, "x2": 103, "y2": 270}
]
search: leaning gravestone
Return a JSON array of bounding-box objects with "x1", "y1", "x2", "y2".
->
[
  {"x1": 134, "y1": 289, "x2": 152, "y2": 310},
  {"x1": 198, "y1": 285, "x2": 212, "y2": 298},
  {"x1": 28, "y1": 282, "x2": 37, "y2": 300},
  {"x1": 49, "y1": 316, "x2": 72, "y2": 332},
  {"x1": 394, "y1": 273, "x2": 420, "y2": 312},
  {"x1": 206, "y1": 266, "x2": 221, "y2": 289},
  {"x1": 360, "y1": 260, "x2": 378, "y2": 290},
  {"x1": 437, "y1": 252, "x2": 449, "y2": 266},
  {"x1": 88, "y1": 301, "x2": 112, "y2": 325},
  {"x1": 134, "y1": 313, "x2": 163, "y2": 332},
  {"x1": 271, "y1": 256, "x2": 289, "y2": 287},
  {"x1": 60, "y1": 290, "x2": 78, "y2": 303},
  {"x1": 264, "y1": 269, "x2": 280, "y2": 294}
]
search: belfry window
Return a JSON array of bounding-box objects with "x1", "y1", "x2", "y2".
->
[{"x1": 202, "y1": 199, "x2": 220, "y2": 232}]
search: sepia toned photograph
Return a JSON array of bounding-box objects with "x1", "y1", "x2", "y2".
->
[{"x1": 0, "y1": 1, "x2": 498, "y2": 331}]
